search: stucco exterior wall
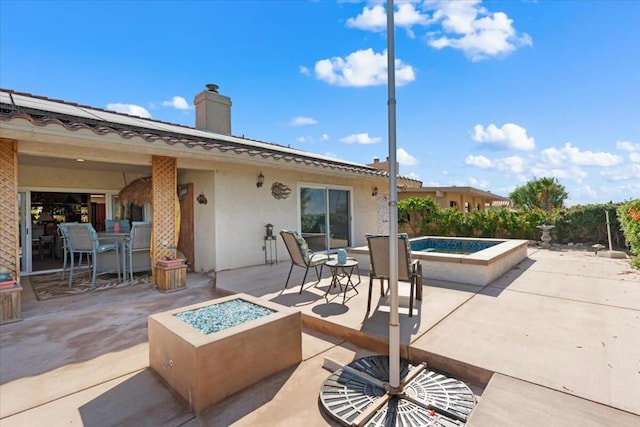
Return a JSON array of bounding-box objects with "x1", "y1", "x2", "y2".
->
[{"x1": 203, "y1": 164, "x2": 381, "y2": 271}]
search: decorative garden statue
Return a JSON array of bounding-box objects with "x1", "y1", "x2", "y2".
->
[{"x1": 537, "y1": 224, "x2": 555, "y2": 248}]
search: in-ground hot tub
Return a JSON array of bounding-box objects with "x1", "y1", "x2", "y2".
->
[
  {"x1": 349, "y1": 236, "x2": 528, "y2": 286},
  {"x1": 148, "y1": 293, "x2": 302, "y2": 414}
]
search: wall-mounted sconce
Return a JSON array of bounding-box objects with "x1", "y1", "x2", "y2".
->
[
  {"x1": 256, "y1": 171, "x2": 265, "y2": 188},
  {"x1": 371, "y1": 186, "x2": 379, "y2": 197},
  {"x1": 197, "y1": 192, "x2": 208, "y2": 205}
]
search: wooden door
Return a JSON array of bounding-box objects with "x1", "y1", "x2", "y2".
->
[
  {"x1": 93, "y1": 203, "x2": 106, "y2": 232},
  {"x1": 178, "y1": 183, "x2": 195, "y2": 271}
]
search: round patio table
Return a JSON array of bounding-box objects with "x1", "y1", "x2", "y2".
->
[{"x1": 325, "y1": 259, "x2": 360, "y2": 300}]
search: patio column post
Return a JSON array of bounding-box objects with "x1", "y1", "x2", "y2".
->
[
  {"x1": 0, "y1": 138, "x2": 20, "y2": 279},
  {"x1": 152, "y1": 156, "x2": 178, "y2": 273}
]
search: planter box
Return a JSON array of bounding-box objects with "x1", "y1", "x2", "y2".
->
[
  {"x1": 1, "y1": 281, "x2": 22, "y2": 324},
  {"x1": 148, "y1": 294, "x2": 302, "y2": 414},
  {"x1": 157, "y1": 258, "x2": 184, "y2": 268},
  {"x1": 155, "y1": 264, "x2": 186, "y2": 292}
]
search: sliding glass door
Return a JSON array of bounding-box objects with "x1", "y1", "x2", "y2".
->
[{"x1": 300, "y1": 186, "x2": 351, "y2": 251}]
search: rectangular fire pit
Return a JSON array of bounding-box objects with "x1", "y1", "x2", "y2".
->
[{"x1": 148, "y1": 293, "x2": 302, "y2": 414}]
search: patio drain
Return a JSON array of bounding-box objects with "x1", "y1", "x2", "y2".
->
[{"x1": 320, "y1": 356, "x2": 476, "y2": 426}]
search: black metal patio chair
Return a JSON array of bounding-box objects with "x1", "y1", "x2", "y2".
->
[{"x1": 280, "y1": 229, "x2": 330, "y2": 294}]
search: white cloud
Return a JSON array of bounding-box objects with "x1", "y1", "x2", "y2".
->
[
  {"x1": 397, "y1": 148, "x2": 417, "y2": 166},
  {"x1": 600, "y1": 164, "x2": 640, "y2": 182},
  {"x1": 106, "y1": 103, "x2": 151, "y2": 118},
  {"x1": 299, "y1": 65, "x2": 310, "y2": 76},
  {"x1": 396, "y1": 3, "x2": 430, "y2": 27},
  {"x1": 562, "y1": 143, "x2": 622, "y2": 166},
  {"x1": 344, "y1": 1, "x2": 531, "y2": 61},
  {"x1": 468, "y1": 177, "x2": 490, "y2": 189},
  {"x1": 570, "y1": 184, "x2": 598, "y2": 202},
  {"x1": 320, "y1": 133, "x2": 329, "y2": 142},
  {"x1": 428, "y1": 1, "x2": 532, "y2": 61},
  {"x1": 346, "y1": 3, "x2": 430, "y2": 37},
  {"x1": 161, "y1": 96, "x2": 191, "y2": 110},
  {"x1": 346, "y1": 5, "x2": 386, "y2": 31},
  {"x1": 496, "y1": 155, "x2": 525, "y2": 174},
  {"x1": 288, "y1": 116, "x2": 318, "y2": 127},
  {"x1": 296, "y1": 136, "x2": 307, "y2": 143},
  {"x1": 542, "y1": 143, "x2": 622, "y2": 167},
  {"x1": 530, "y1": 164, "x2": 588, "y2": 183},
  {"x1": 340, "y1": 132, "x2": 382, "y2": 144},
  {"x1": 616, "y1": 140, "x2": 640, "y2": 152},
  {"x1": 314, "y1": 48, "x2": 415, "y2": 87},
  {"x1": 616, "y1": 140, "x2": 640, "y2": 162},
  {"x1": 465, "y1": 154, "x2": 525, "y2": 174},
  {"x1": 540, "y1": 146, "x2": 564, "y2": 166},
  {"x1": 472, "y1": 123, "x2": 535, "y2": 151},
  {"x1": 464, "y1": 154, "x2": 492, "y2": 168}
]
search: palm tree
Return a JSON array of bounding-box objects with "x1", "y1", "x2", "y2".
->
[{"x1": 510, "y1": 177, "x2": 568, "y2": 212}]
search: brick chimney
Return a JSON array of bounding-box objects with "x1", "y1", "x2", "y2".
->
[
  {"x1": 194, "y1": 84, "x2": 232, "y2": 135},
  {"x1": 366, "y1": 156, "x2": 399, "y2": 174}
]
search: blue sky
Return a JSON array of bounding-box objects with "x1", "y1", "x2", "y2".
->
[{"x1": 1, "y1": 0, "x2": 639, "y2": 205}]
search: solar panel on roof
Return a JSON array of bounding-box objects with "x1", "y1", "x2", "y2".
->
[
  {"x1": 1, "y1": 89, "x2": 378, "y2": 171},
  {"x1": 81, "y1": 108, "x2": 154, "y2": 126},
  {"x1": 0, "y1": 92, "x2": 13, "y2": 105},
  {"x1": 10, "y1": 94, "x2": 98, "y2": 119}
]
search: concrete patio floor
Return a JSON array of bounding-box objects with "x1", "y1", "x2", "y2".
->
[{"x1": 0, "y1": 247, "x2": 639, "y2": 426}]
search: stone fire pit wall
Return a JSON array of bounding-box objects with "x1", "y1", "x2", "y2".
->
[{"x1": 148, "y1": 293, "x2": 302, "y2": 414}]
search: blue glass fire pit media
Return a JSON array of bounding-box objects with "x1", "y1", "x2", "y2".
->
[{"x1": 175, "y1": 299, "x2": 275, "y2": 335}]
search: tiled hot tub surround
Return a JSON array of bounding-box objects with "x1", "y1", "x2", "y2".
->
[
  {"x1": 411, "y1": 237, "x2": 499, "y2": 254},
  {"x1": 148, "y1": 294, "x2": 302, "y2": 414},
  {"x1": 349, "y1": 236, "x2": 528, "y2": 286}
]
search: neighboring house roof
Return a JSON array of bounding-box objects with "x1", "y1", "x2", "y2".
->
[
  {"x1": 400, "y1": 185, "x2": 509, "y2": 202},
  {"x1": 0, "y1": 89, "x2": 387, "y2": 178}
]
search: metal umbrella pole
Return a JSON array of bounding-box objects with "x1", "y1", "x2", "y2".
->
[
  {"x1": 385, "y1": 0, "x2": 401, "y2": 394},
  {"x1": 318, "y1": 3, "x2": 479, "y2": 423}
]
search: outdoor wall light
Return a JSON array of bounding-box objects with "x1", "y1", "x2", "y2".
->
[
  {"x1": 257, "y1": 171, "x2": 265, "y2": 188},
  {"x1": 372, "y1": 186, "x2": 379, "y2": 197},
  {"x1": 197, "y1": 192, "x2": 208, "y2": 205}
]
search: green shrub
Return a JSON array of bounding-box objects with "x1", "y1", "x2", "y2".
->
[
  {"x1": 398, "y1": 196, "x2": 440, "y2": 236},
  {"x1": 617, "y1": 200, "x2": 640, "y2": 269},
  {"x1": 394, "y1": 197, "x2": 631, "y2": 251},
  {"x1": 553, "y1": 203, "x2": 624, "y2": 246}
]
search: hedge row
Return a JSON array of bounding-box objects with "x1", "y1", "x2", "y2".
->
[{"x1": 400, "y1": 198, "x2": 629, "y2": 249}]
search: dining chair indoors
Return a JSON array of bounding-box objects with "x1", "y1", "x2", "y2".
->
[
  {"x1": 366, "y1": 234, "x2": 423, "y2": 317},
  {"x1": 280, "y1": 229, "x2": 330, "y2": 294}
]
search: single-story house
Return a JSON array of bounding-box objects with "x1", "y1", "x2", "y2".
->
[
  {"x1": 364, "y1": 157, "x2": 509, "y2": 212},
  {"x1": 0, "y1": 85, "x2": 392, "y2": 281},
  {"x1": 398, "y1": 186, "x2": 510, "y2": 212}
]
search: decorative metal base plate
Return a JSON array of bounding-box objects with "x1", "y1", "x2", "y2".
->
[{"x1": 320, "y1": 356, "x2": 476, "y2": 426}]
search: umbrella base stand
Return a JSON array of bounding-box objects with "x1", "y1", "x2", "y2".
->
[{"x1": 320, "y1": 355, "x2": 476, "y2": 426}]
